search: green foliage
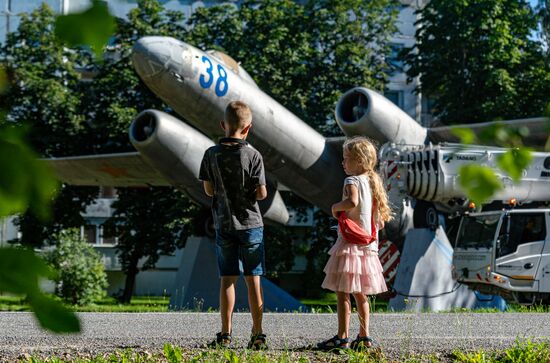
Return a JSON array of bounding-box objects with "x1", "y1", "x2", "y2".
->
[
  {"x1": 452, "y1": 349, "x2": 494, "y2": 363},
  {"x1": 1, "y1": 3, "x2": 99, "y2": 248},
  {"x1": 46, "y1": 229, "x2": 108, "y2": 306},
  {"x1": 452, "y1": 339, "x2": 550, "y2": 363},
  {"x1": 0, "y1": 248, "x2": 79, "y2": 332},
  {"x1": 502, "y1": 339, "x2": 550, "y2": 363},
  {"x1": 535, "y1": 0, "x2": 550, "y2": 54},
  {"x1": 0, "y1": 66, "x2": 7, "y2": 94},
  {"x1": 405, "y1": 0, "x2": 550, "y2": 125},
  {"x1": 54, "y1": 0, "x2": 116, "y2": 58},
  {"x1": 164, "y1": 343, "x2": 183, "y2": 363},
  {"x1": 0, "y1": 126, "x2": 58, "y2": 219},
  {"x1": 496, "y1": 148, "x2": 533, "y2": 182},
  {"x1": 458, "y1": 164, "x2": 502, "y2": 204}
]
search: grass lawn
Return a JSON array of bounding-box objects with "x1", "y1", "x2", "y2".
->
[
  {"x1": 0, "y1": 295, "x2": 170, "y2": 312},
  {"x1": 300, "y1": 292, "x2": 389, "y2": 313},
  {"x1": 3, "y1": 293, "x2": 550, "y2": 313}
]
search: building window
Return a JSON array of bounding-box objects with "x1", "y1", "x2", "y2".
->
[
  {"x1": 101, "y1": 223, "x2": 118, "y2": 245},
  {"x1": 387, "y1": 43, "x2": 404, "y2": 71},
  {"x1": 384, "y1": 90, "x2": 404, "y2": 109},
  {"x1": 83, "y1": 224, "x2": 97, "y2": 244}
]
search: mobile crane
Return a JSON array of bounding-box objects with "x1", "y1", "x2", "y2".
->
[{"x1": 380, "y1": 142, "x2": 550, "y2": 304}]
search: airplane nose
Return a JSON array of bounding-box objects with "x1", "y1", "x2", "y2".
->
[{"x1": 132, "y1": 36, "x2": 173, "y2": 78}]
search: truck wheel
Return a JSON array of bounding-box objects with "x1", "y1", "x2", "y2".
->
[{"x1": 413, "y1": 201, "x2": 439, "y2": 229}]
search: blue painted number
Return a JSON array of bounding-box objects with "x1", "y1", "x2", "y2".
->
[
  {"x1": 199, "y1": 55, "x2": 229, "y2": 97},
  {"x1": 215, "y1": 64, "x2": 228, "y2": 97},
  {"x1": 199, "y1": 56, "x2": 213, "y2": 89}
]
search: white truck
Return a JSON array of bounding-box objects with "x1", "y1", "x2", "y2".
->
[
  {"x1": 452, "y1": 209, "x2": 550, "y2": 304},
  {"x1": 380, "y1": 142, "x2": 550, "y2": 304}
]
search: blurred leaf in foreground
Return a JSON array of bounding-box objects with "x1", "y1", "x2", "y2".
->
[
  {"x1": 54, "y1": 0, "x2": 116, "y2": 58},
  {"x1": 458, "y1": 164, "x2": 502, "y2": 205},
  {"x1": 0, "y1": 126, "x2": 58, "y2": 220},
  {"x1": 497, "y1": 148, "x2": 533, "y2": 182},
  {"x1": 0, "y1": 248, "x2": 80, "y2": 333},
  {"x1": 451, "y1": 127, "x2": 477, "y2": 145}
]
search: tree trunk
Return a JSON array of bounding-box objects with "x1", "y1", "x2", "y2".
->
[{"x1": 120, "y1": 259, "x2": 139, "y2": 304}]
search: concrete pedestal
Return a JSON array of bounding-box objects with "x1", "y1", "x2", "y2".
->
[{"x1": 169, "y1": 236, "x2": 306, "y2": 312}]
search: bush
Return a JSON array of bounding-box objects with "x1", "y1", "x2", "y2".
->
[{"x1": 46, "y1": 229, "x2": 108, "y2": 305}]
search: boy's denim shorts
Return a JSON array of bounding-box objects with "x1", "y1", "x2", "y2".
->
[{"x1": 215, "y1": 227, "x2": 265, "y2": 276}]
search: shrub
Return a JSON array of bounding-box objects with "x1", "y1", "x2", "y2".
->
[{"x1": 46, "y1": 228, "x2": 108, "y2": 305}]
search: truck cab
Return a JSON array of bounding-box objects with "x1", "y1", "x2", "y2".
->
[{"x1": 452, "y1": 209, "x2": 550, "y2": 304}]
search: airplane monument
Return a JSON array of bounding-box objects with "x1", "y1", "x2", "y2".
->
[{"x1": 49, "y1": 36, "x2": 550, "y2": 311}]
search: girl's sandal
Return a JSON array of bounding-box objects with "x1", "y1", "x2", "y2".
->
[
  {"x1": 350, "y1": 335, "x2": 374, "y2": 350},
  {"x1": 247, "y1": 333, "x2": 268, "y2": 350},
  {"x1": 316, "y1": 335, "x2": 350, "y2": 351}
]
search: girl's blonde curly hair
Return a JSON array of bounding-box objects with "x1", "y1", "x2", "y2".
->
[{"x1": 343, "y1": 136, "x2": 393, "y2": 223}]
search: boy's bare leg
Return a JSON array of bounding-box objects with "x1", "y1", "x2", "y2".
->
[
  {"x1": 336, "y1": 291, "x2": 351, "y2": 339},
  {"x1": 244, "y1": 275, "x2": 263, "y2": 334},
  {"x1": 353, "y1": 293, "x2": 370, "y2": 337},
  {"x1": 220, "y1": 276, "x2": 239, "y2": 334}
]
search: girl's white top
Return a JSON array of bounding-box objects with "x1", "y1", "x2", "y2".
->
[{"x1": 344, "y1": 175, "x2": 378, "y2": 252}]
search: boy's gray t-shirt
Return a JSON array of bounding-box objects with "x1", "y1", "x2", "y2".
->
[{"x1": 199, "y1": 137, "x2": 266, "y2": 231}]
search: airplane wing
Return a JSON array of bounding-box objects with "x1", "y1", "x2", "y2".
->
[
  {"x1": 45, "y1": 152, "x2": 171, "y2": 187},
  {"x1": 428, "y1": 117, "x2": 550, "y2": 147}
]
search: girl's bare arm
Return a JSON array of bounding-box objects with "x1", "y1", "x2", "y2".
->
[
  {"x1": 331, "y1": 184, "x2": 358, "y2": 218},
  {"x1": 256, "y1": 185, "x2": 267, "y2": 200}
]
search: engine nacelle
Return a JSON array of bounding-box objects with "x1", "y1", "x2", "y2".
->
[
  {"x1": 335, "y1": 87, "x2": 427, "y2": 145},
  {"x1": 129, "y1": 110, "x2": 289, "y2": 225}
]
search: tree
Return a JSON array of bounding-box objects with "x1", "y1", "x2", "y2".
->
[
  {"x1": 81, "y1": 1, "x2": 201, "y2": 303},
  {"x1": 46, "y1": 229, "x2": 108, "y2": 305},
  {"x1": 403, "y1": 0, "x2": 550, "y2": 203},
  {"x1": 0, "y1": 0, "x2": 117, "y2": 333},
  {"x1": 404, "y1": 0, "x2": 549, "y2": 125},
  {"x1": 104, "y1": 188, "x2": 196, "y2": 303},
  {"x1": 536, "y1": 0, "x2": 550, "y2": 53},
  {"x1": 0, "y1": 4, "x2": 98, "y2": 248}
]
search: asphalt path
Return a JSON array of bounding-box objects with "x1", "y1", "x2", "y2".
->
[{"x1": 1, "y1": 312, "x2": 550, "y2": 361}]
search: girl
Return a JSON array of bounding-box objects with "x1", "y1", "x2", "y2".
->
[{"x1": 317, "y1": 136, "x2": 392, "y2": 350}]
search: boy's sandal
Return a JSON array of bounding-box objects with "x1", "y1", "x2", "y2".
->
[
  {"x1": 350, "y1": 335, "x2": 374, "y2": 350},
  {"x1": 316, "y1": 335, "x2": 350, "y2": 351},
  {"x1": 247, "y1": 333, "x2": 268, "y2": 350},
  {"x1": 207, "y1": 332, "x2": 232, "y2": 348}
]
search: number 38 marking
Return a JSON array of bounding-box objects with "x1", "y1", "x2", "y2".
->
[{"x1": 199, "y1": 56, "x2": 229, "y2": 97}]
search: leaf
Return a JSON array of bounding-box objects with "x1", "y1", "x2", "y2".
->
[
  {"x1": 0, "y1": 248, "x2": 53, "y2": 295},
  {"x1": 54, "y1": 0, "x2": 116, "y2": 58},
  {"x1": 458, "y1": 164, "x2": 502, "y2": 204},
  {"x1": 0, "y1": 126, "x2": 59, "y2": 220},
  {"x1": 0, "y1": 248, "x2": 79, "y2": 333},
  {"x1": 496, "y1": 148, "x2": 533, "y2": 182},
  {"x1": 28, "y1": 293, "x2": 81, "y2": 333},
  {"x1": 451, "y1": 127, "x2": 477, "y2": 144}
]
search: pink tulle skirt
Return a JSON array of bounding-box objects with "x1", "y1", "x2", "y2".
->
[{"x1": 321, "y1": 233, "x2": 388, "y2": 295}]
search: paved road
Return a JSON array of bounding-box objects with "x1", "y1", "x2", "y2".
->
[{"x1": 1, "y1": 312, "x2": 550, "y2": 361}]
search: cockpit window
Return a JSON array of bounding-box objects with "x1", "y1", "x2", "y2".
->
[
  {"x1": 206, "y1": 50, "x2": 239, "y2": 74},
  {"x1": 205, "y1": 50, "x2": 257, "y2": 86}
]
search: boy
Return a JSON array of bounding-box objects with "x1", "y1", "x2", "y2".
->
[{"x1": 199, "y1": 101, "x2": 268, "y2": 350}]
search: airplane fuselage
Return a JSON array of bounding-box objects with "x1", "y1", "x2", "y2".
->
[{"x1": 132, "y1": 36, "x2": 345, "y2": 213}]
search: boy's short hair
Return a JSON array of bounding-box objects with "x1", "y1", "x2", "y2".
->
[{"x1": 224, "y1": 101, "x2": 252, "y2": 133}]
